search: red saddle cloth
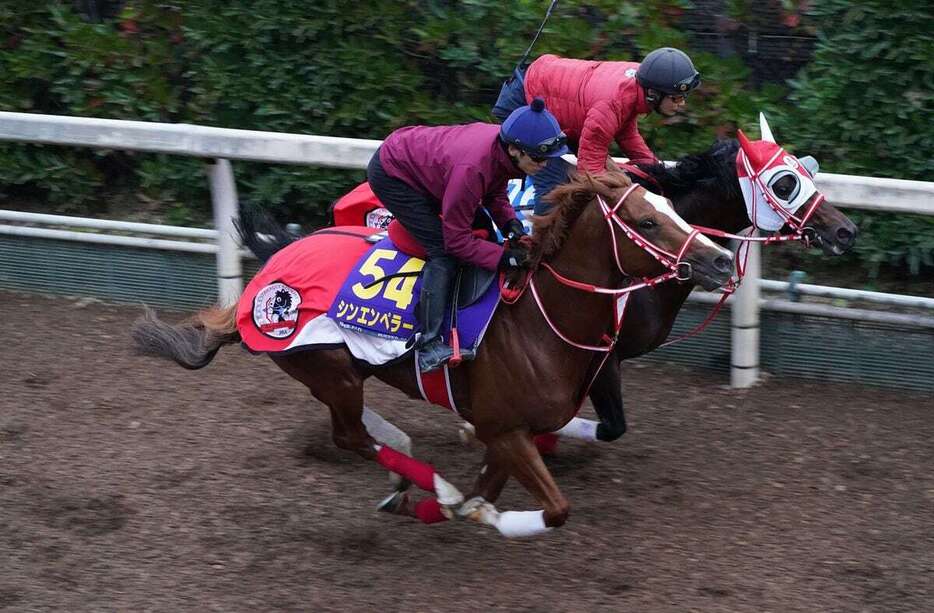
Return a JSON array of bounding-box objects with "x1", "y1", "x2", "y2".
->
[
  {"x1": 331, "y1": 182, "x2": 392, "y2": 228},
  {"x1": 237, "y1": 226, "x2": 379, "y2": 353}
]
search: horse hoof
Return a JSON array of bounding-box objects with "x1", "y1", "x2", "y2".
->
[
  {"x1": 376, "y1": 490, "x2": 407, "y2": 514},
  {"x1": 458, "y1": 422, "x2": 479, "y2": 447},
  {"x1": 456, "y1": 496, "x2": 499, "y2": 524}
]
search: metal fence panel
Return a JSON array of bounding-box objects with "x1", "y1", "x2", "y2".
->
[{"x1": 641, "y1": 303, "x2": 933, "y2": 392}]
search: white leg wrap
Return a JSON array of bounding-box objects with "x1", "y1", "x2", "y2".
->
[
  {"x1": 362, "y1": 406, "x2": 412, "y2": 456},
  {"x1": 494, "y1": 510, "x2": 552, "y2": 538},
  {"x1": 554, "y1": 417, "x2": 599, "y2": 442},
  {"x1": 433, "y1": 474, "x2": 464, "y2": 507}
]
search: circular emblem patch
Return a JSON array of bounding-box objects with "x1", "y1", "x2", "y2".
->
[
  {"x1": 625, "y1": 68, "x2": 637, "y2": 78},
  {"x1": 365, "y1": 207, "x2": 394, "y2": 230},
  {"x1": 252, "y1": 282, "x2": 302, "y2": 339}
]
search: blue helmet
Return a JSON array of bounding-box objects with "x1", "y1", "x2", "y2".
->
[{"x1": 500, "y1": 97, "x2": 569, "y2": 158}]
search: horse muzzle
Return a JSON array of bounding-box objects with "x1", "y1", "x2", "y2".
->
[{"x1": 685, "y1": 249, "x2": 734, "y2": 292}]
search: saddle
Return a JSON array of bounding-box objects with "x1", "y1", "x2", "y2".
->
[{"x1": 387, "y1": 219, "x2": 498, "y2": 309}]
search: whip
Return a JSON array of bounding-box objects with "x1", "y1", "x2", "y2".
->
[{"x1": 516, "y1": 0, "x2": 561, "y2": 70}]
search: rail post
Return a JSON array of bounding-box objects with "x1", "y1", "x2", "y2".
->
[
  {"x1": 207, "y1": 159, "x2": 242, "y2": 305},
  {"x1": 731, "y1": 240, "x2": 761, "y2": 388}
]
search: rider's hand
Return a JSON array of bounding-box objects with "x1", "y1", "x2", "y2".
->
[
  {"x1": 502, "y1": 218, "x2": 527, "y2": 242},
  {"x1": 499, "y1": 245, "x2": 530, "y2": 271}
]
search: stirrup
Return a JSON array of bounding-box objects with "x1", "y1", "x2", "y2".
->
[{"x1": 417, "y1": 341, "x2": 454, "y2": 373}]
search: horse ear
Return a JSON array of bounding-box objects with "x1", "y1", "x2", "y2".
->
[
  {"x1": 737, "y1": 129, "x2": 754, "y2": 156},
  {"x1": 604, "y1": 155, "x2": 622, "y2": 174},
  {"x1": 758, "y1": 112, "x2": 776, "y2": 143},
  {"x1": 737, "y1": 129, "x2": 767, "y2": 169}
]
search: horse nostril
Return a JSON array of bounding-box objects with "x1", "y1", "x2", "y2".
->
[
  {"x1": 837, "y1": 227, "x2": 855, "y2": 245},
  {"x1": 714, "y1": 255, "x2": 733, "y2": 274}
]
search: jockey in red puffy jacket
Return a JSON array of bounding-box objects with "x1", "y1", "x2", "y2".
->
[
  {"x1": 367, "y1": 99, "x2": 568, "y2": 372},
  {"x1": 492, "y1": 47, "x2": 701, "y2": 214}
]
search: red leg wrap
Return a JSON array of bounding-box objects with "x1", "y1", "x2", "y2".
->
[
  {"x1": 375, "y1": 445, "x2": 436, "y2": 492},
  {"x1": 414, "y1": 497, "x2": 448, "y2": 524},
  {"x1": 534, "y1": 433, "x2": 560, "y2": 456}
]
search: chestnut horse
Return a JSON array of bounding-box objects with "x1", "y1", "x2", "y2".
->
[{"x1": 132, "y1": 167, "x2": 733, "y2": 538}]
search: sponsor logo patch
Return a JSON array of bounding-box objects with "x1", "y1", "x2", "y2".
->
[
  {"x1": 252, "y1": 282, "x2": 302, "y2": 339},
  {"x1": 365, "y1": 207, "x2": 394, "y2": 230}
]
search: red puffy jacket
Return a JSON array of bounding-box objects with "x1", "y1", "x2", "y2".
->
[{"x1": 524, "y1": 54, "x2": 656, "y2": 174}]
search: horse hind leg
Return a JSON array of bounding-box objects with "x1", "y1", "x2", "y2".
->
[
  {"x1": 271, "y1": 350, "x2": 464, "y2": 521},
  {"x1": 380, "y1": 443, "x2": 511, "y2": 526},
  {"x1": 362, "y1": 406, "x2": 413, "y2": 490},
  {"x1": 271, "y1": 350, "x2": 375, "y2": 454}
]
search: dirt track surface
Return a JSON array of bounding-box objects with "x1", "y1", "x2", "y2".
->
[{"x1": 1, "y1": 290, "x2": 932, "y2": 612}]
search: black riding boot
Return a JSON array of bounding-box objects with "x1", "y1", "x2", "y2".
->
[{"x1": 416, "y1": 256, "x2": 458, "y2": 372}]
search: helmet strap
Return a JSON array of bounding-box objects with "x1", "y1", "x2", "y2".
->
[
  {"x1": 502, "y1": 141, "x2": 524, "y2": 170},
  {"x1": 645, "y1": 88, "x2": 662, "y2": 111}
]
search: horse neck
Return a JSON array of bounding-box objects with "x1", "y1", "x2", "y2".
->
[
  {"x1": 528, "y1": 203, "x2": 625, "y2": 350},
  {"x1": 544, "y1": 204, "x2": 622, "y2": 289},
  {"x1": 676, "y1": 187, "x2": 749, "y2": 236}
]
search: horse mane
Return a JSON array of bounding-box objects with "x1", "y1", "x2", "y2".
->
[
  {"x1": 530, "y1": 167, "x2": 633, "y2": 262},
  {"x1": 636, "y1": 139, "x2": 743, "y2": 217}
]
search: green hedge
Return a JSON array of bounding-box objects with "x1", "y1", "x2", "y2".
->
[
  {"x1": 778, "y1": 0, "x2": 934, "y2": 281},
  {"x1": 1, "y1": 1, "x2": 931, "y2": 281}
]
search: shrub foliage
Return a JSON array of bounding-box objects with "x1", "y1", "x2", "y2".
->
[{"x1": 0, "y1": 1, "x2": 931, "y2": 277}]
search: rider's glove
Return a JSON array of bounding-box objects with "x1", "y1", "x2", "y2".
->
[
  {"x1": 502, "y1": 218, "x2": 528, "y2": 242},
  {"x1": 499, "y1": 245, "x2": 530, "y2": 271}
]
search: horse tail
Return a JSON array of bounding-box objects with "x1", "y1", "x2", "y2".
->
[
  {"x1": 234, "y1": 203, "x2": 298, "y2": 264},
  {"x1": 132, "y1": 303, "x2": 241, "y2": 370}
]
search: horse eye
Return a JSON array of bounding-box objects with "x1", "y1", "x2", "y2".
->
[
  {"x1": 771, "y1": 174, "x2": 798, "y2": 200},
  {"x1": 638, "y1": 219, "x2": 658, "y2": 231}
]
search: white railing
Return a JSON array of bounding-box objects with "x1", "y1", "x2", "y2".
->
[{"x1": 2, "y1": 111, "x2": 932, "y2": 386}]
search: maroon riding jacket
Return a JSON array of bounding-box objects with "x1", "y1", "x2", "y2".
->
[
  {"x1": 524, "y1": 54, "x2": 657, "y2": 174},
  {"x1": 378, "y1": 123, "x2": 521, "y2": 271}
]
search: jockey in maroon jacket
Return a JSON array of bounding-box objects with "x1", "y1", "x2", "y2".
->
[
  {"x1": 367, "y1": 98, "x2": 569, "y2": 372},
  {"x1": 492, "y1": 47, "x2": 701, "y2": 214}
]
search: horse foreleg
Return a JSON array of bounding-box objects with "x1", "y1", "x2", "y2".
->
[
  {"x1": 536, "y1": 358, "x2": 627, "y2": 452},
  {"x1": 457, "y1": 429, "x2": 568, "y2": 538},
  {"x1": 587, "y1": 356, "x2": 628, "y2": 442},
  {"x1": 380, "y1": 439, "x2": 511, "y2": 526},
  {"x1": 471, "y1": 447, "x2": 511, "y2": 503},
  {"x1": 273, "y1": 350, "x2": 463, "y2": 525}
]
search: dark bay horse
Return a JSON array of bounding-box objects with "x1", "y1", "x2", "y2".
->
[
  {"x1": 559, "y1": 125, "x2": 859, "y2": 446},
  {"x1": 132, "y1": 167, "x2": 734, "y2": 538}
]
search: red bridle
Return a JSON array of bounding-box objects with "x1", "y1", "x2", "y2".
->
[
  {"x1": 525, "y1": 183, "x2": 706, "y2": 353},
  {"x1": 695, "y1": 149, "x2": 826, "y2": 248},
  {"x1": 659, "y1": 154, "x2": 829, "y2": 347}
]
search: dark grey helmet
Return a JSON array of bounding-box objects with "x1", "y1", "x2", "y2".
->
[{"x1": 636, "y1": 47, "x2": 701, "y2": 96}]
